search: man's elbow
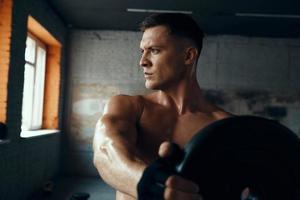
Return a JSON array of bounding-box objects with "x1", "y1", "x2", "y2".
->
[
  {"x1": 93, "y1": 148, "x2": 107, "y2": 179},
  {"x1": 93, "y1": 152, "x2": 99, "y2": 169},
  {"x1": 93, "y1": 150, "x2": 114, "y2": 188}
]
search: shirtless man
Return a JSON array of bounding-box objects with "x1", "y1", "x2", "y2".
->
[{"x1": 93, "y1": 13, "x2": 232, "y2": 200}]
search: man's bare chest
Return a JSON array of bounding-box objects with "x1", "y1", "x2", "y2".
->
[{"x1": 136, "y1": 105, "x2": 218, "y2": 156}]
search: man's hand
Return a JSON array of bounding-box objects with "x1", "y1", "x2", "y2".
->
[{"x1": 159, "y1": 142, "x2": 203, "y2": 200}]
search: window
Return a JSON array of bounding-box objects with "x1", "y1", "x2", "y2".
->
[
  {"x1": 20, "y1": 16, "x2": 62, "y2": 138},
  {"x1": 21, "y1": 33, "x2": 47, "y2": 131}
]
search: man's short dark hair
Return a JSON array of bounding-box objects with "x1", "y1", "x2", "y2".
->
[{"x1": 140, "y1": 13, "x2": 204, "y2": 53}]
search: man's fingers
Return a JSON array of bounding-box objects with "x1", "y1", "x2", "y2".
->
[
  {"x1": 159, "y1": 142, "x2": 184, "y2": 165},
  {"x1": 159, "y1": 142, "x2": 201, "y2": 200},
  {"x1": 159, "y1": 141, "x2": 173, "y2": 157},
  {"x1": 165, "y1": 175, "x2": 199, "y2": 193},
  {"x1": 164, "y1": 186, "x2": 203, "y2": 200}
]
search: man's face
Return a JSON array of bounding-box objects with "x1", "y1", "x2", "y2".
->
[{"x1": 139, "y1": 25, "x2": 187, "y2": 90}]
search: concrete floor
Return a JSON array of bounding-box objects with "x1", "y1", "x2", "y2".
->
[{"x1": 37, "y1": 177, "x2": 115, "y2": 200}]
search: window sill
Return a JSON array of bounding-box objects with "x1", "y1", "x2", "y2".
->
[{"x1": 21, "y1": 129, "x2": 60, "y2": 138}]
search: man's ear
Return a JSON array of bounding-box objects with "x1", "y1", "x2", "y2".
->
[{"x1": 184, "y1": 47, "x2": 198, "y2": 65}]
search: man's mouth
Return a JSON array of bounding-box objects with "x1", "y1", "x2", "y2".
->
[{"x1": 144, "y1": 72, "x2": 153, "y2": 78}]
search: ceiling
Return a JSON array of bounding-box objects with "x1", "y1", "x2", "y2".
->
[{"x1": 49, "y1": 0, "x2": 300, "y2": 38}]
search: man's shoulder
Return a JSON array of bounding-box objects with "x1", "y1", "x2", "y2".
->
[
  {"x1": 211, "y1": 106, "x2": 234, "y2": 120},
  {"x1": 106, "y1": 94, "x2": 152, "y2": 117},
  {"x1": 109, "y1": 92, "x2": 159, "y2": 105},
  {"x1": 107, "y1": 93, "x2": 161, "y2": 118},
  {"x1": 109, "y1": 94, "x2": 144, "y2": 105}
]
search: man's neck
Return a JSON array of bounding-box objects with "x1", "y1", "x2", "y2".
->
[{"x1": 158, "y1": 78, "x2": 205, "y2": 115}]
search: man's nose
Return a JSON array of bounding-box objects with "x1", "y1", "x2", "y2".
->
[{"x1": 139, "y1": 53, "x2": 150, "y2": 67}]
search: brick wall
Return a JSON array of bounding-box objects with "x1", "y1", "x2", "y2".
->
[
  {"x1": 0, "y1": 0, "x2": 12, "y2": 123},
  {"x1": 0, "y1": 0, "x2": 67, "y2": 199}
]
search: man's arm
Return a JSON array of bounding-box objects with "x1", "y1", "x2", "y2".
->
[
  {"x1": 93, "y1": 95, "x2": 146, "y2": 198},
  {"x1": 94, "y1": 95, "x2": 203, "y2": 200}
]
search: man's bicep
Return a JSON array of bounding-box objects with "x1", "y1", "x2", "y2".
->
[
  {"x1": 99, "y1": 114, "x2": 138, "y2": 145},
  {"x1": 94, "y1": 95, "x2": 140, "y2": 149}
]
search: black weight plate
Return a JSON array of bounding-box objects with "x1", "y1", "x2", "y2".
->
[{"x1": 175, "y1": 116, "x2": 300, "y2": 200}]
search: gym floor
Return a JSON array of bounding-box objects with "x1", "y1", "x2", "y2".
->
[{"x1": 38, "y1": 177, "x2": 115, "y2": 200}]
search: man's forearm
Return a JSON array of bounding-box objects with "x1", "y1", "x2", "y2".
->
[{"x1": 93, "y1": 134, "x2": 147, "y2": 197}]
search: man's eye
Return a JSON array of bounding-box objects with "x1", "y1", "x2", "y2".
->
[
  {"x1": 140, "y1": 49, "x2": 144, "y2": 54},
  {"x1": 151, "y1": 49, "x2": 160, "y2": 54}
]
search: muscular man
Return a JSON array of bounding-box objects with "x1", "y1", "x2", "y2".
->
[{"x1": 93, "y1": 13, "x2": 232, "y2": 200}]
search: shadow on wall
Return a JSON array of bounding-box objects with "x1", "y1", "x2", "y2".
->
[
  {"x1": 0, "y1": 122, "x2": 6, "y2": 139},
  {"x1": 204, "y1": 89, "x2": 300, "y2": 137}
]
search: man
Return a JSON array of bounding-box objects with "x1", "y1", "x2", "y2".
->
[{"x1": 93, "y1": 13, "x2": 232, "y2": 200}]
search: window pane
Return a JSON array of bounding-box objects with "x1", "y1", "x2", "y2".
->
[
  {"x1": 25, "y1": 36, "x2": 36, "y2": 63},
  {"x1": 31, "y1": 46, "x2": 46, "y2": 130},
  {"x1": 21, "y1": 63, "x2": 35, "y2": 131}
]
